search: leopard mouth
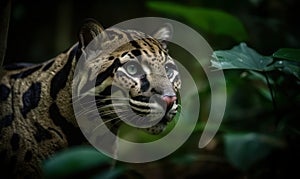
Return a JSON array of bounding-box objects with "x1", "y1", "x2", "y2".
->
[
  {"x1": 128, "y1": 95, "x2": 177, "y2": 125},
  {"x1": 106, "y1": 94, "x2": 177, "y2": 134}
]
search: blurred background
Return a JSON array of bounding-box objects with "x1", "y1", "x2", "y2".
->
[
  {"x1": 3, "y1": 0, "x2": 300, "y2": 178},
  {"x1": 5, "y1": 0, "x2": 300, "y2": 63}
]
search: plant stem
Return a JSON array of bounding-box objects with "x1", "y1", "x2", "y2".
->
[{"x1": 264, "y1": 72, "x2": 280, "y2": 126}]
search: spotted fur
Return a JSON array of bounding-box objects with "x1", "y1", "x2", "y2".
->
[{"x1": 0, "y1": 19, "x2": 181, "y2": 178}]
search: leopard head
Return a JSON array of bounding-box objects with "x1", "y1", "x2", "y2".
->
[{"x1": 75, "y1": 20, "x2": 181, "y2": 135}]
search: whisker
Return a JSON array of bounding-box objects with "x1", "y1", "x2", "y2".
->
[
  {"x1": 72, "y1": 92, "x2": 128, "y2": 99},
  {"x1": 99, "y1": 109, "x2": 131, "y2": 117},
  {"x1": 73, "y1": 98, "x2": 129, "y2": 107},
  {"x1": 97, "y1": 103, "x2": 129, "y2": 110},
  {"x1": 77, "y1": 103, "x2": 129, "y2": 117},
  {"x1": 73, "y1": 96, "x2": 129, "y2": 106},
  {"x1": 76, "y1": 105, "x2": 131, "y2": 119},
  {"x1": 91, "y1": 112, "x2": 134, "y2": 133},
  {"x1": 75, "y1": 102, "x2": 130, "y2": 118},
  {"x1": 91, "y1": 118, "x2": 119, "y2": 133}
]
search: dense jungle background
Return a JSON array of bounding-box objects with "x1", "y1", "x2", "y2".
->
[{"x1": 1, "y1": 0, "x2": 300, "y2": 178}]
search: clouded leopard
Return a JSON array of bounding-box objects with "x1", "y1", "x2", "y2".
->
[{"x1": 0, "y1": 19, "x2": 181, "y2": 178}]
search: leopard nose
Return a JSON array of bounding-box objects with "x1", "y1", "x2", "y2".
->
[{"x1": 162, "y1": 95, "x2": 177, "y2": 107}]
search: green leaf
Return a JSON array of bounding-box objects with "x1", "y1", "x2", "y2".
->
[
  {"x1": 212, "y1": 43, "x2": 300, "y2": 79},
  {"x1": 224, "y1": 133, "x2": 284, "y2": 171},
  {"x1": 272, "y1": 48, "x2": 300, "y2": 79},
  {"x1": 273, "y1": 48, "x2": 300, "y2": 62},
  {"x1": 269, "y1": 60, "x2": 300, "y2": 80},
  {"x1": 43, "y1": 146, "x2": 113, "y2": 179},
  {"x1": 146, "y1": 1, "x2": 248, "y2": 41},
  {"x1": 211, "y1": 43, "x2": 273, "y2": 71}
]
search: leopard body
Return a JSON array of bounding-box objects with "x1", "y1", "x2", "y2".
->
[{"x1": 0, "y1": 19, "x2": 181, "y2": 178}]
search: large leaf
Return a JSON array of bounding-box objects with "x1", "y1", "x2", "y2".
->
[
  {"x1": 146, "y1": 1, "x2": 248, "y2": 41},
  {"x1": 212, "y1": 43, "x2": 300, "y2": 79},
  {"x1": 211, "y1": 43, "x2": 273, "y2": 71},
  {"x1": 273, "y1": 48, "x2": 300, "y2": 62},
  {"x1": 224, "y1": 133, "x2": 285, "y2": 171},
  {"x1": 43, "y1": 146, "x2": 118, "y2": 179},
  {"x1": 271, "y1": 48, "x2": 300, "y2": 79}
]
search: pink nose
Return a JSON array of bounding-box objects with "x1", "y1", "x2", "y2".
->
[{"x1": 162, "y1": 95, "x2": 177, "y2": 107}]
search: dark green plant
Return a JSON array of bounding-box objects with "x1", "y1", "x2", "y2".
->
[
  {"x1": 43, "y1": 146, "x2": 126, "y2": 179},
  {"x1": 211, "y1": 43, "x2": 300, "y2": 171},
  {"x1": 146, "y1": 1, "x2": 248, "y2": 42}
]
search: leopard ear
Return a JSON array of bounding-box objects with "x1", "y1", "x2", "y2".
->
[
  {"x1": 152, "y1": 23, "x2": 173, "y2": 49},
  {"x1": 78, "y1": 19, "x2": 107, "y2": 49}
]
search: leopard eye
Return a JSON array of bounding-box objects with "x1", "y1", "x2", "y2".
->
[
  {"x1": 165, "y1": 65, "x2": 174, "y2": 78},
  {"x1": 125, "y1": 63, "x2": 138, "y2": 76},
  {"x1": 124, "y1": 61, "x2": 141, "y2": 76}
]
